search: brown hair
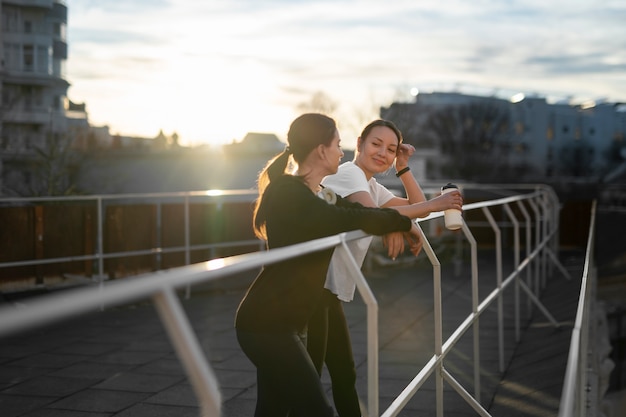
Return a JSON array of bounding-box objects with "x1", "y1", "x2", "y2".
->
[
  {"x1": 253, "y1": 113, "x2": 337, "y2": 239},
  {"x1": 359, "y1": 119, "x2": 403, "y2": 149}
]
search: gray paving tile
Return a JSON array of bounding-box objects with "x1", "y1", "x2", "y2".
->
[
  {"x1": 210, "y1": 352, "x2": 255, "y2": 371},
  {"x1": 20, "y1": 410, "x2": 111, "y2": 417},
  {"x1": 132, "y1": 357, "x2": 185, "y2": 376},
  {"x1": 94, "y1": 372, "x2": 184, "y2": 392},
  {"x1": 2, "y1": 375, "x2": 99, "y2": 397},
  {"x1": 48, "y1": 389, "x2": 149, "y2": 413},
  {"x1": 52, "y1": 342, "x2": 124, "y2": 356},
  {"x1": 49, "y1": 361, "x2": 133, "y2": 380},
  {"x1": 213, "y1": 369, "x2": 257, "y2": 390},
  {"x1": 7, "y1": 352, "x2": 88, "y2": 368},
  {"x1": 113, "y1": 402, "x2": 198, "y2": 417},
  {"x1": 0, "y1": 365, "x2": 51, "y2": 388},
  {"x1": 144, "y1": 383, "x2": 197, "y2": 407},
  {"x1": 0, "y1": 250, "x2": 586, "y2": 417},
  {"x1": 124, "y1": 338, "x2": 173, "y2": 353},
  {"x1": 221, "y1": 386, "x2": 254, "y2": 403},
  {"x1": 0, "y1": 344, "x2": 51, "y2": 360},
  {"x1": 0, "y1": 394, "x2": 55, "y2": 417},
  {"x1": 221, "y1": 397, "x2": 256, "y2": 417},
  {"x1": 92, "y1": 350, "x2": 168, "y2": 366}
]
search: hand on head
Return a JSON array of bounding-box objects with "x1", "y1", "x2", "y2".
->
[{"x1": 395, "y1": 143, "x2": 415, "y2": 169}]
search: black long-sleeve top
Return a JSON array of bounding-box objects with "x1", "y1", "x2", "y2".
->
[{"x1": 235, "y1": 175, "x2": 412, "y2": 333}]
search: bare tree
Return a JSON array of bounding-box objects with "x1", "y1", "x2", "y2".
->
[
  {"x1": 559, "y1": 139, "x2": 596, "y2": 178},
  {"x1": 297, "y1": 91, "x2": 338, "y2": 115},
  {"x1": 425, "y1": 101, "x2": 519, "y2": 181},
  {"x1": 380, "y1": 102, "x2": 435, "y2": 148},
  {"x1": 2, "y1": 131, "x2": 83, "y2": 197},
  {"x1": 29, "y1": 132, "x2": 82, "y2": 196}
]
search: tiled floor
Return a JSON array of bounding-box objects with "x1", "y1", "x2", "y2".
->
[{"x1": 0, "y1": 250, "x2": 585, "y2": 416}]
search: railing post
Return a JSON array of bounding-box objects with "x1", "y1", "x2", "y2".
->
[
  {"x1": 528, "y1": 198, "x2": 541, "y2": 297},
  {"x1": 504, "y1": 204, "x2": 521, "y2": 342},
  {"x1": 461, "y1": 219, "x2": 481, "y2": 402},
  {"x1": 97, "y1": 197, "x2": 104, "y2": 286},
  {"x1": 152, "y1": 287, "x2": 221, "y2": 417},
  {"x1": 414, "y1": 222, "x2": 445, "y2": 417},
  {"x1": 516, "y1": 200, "x2": 533, "y2": 321},
  {"x1": 539, "y1": 193, "x2": 551, "y2": 289},
  {"x1": 336, "y1": 233, "x2": 380, "y2": 417},
  {"x1": 481, "y1": 206, "x2": 505, "y2": 373},
  {"x1": 155, "y1": 201, "x2": 162, "y2": 270},
  {"x1": 185, "y1": 195, "x2": 191, "y2": 299}
]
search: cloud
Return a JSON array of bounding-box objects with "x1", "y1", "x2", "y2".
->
[
  {"x1": 525, "y1": 53, "x2": 626, "y2": 75},
  {"x1": 64, "y1": 0, "x2": 626, "y2": 145},
  {"x1": 70, "y1": 28, "x2": 161, "y2": 45}
]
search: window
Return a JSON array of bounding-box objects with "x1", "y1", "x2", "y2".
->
[
  {"x1": 3, "y1": 43, "x2": 20, "y2": 70},
  {"x1": 2, "y1": 8, "x2": 20, "y2": 32},
  {"x1": 52, "y1": 95, "x2": 61, "y2": 110},
  {"x1": 24, "y1": 20, "x2": 32, "y2": 33},
  {"x1": 23, "y1": 86, "x2": 33, "y2": 110},
  {"x1": 53, "y1": 22, "x2": 66, "y2": 39},
  {"x1": 37, "y1": 46, "x2": 50, "y2": 73},
  {"x1": 23, "y1": 44, "x2": 34, "y2": 71}
]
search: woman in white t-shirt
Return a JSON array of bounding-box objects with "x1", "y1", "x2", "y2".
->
[{"x1": 307, "y1": 119, "x2": 463, "y2": 417}]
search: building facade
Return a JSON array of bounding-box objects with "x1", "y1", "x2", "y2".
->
[
  {"x1": 381, "y1": 92, "x2": 626, "y2": 183},
  {"x1": 0, "y1": 0, "x2": 72, "y2": 194}
]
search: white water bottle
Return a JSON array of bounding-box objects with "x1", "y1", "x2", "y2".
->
[{"x1": 441, "y1": 183, "x2": 463, "y2": 230}]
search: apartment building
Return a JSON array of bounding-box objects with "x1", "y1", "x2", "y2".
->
[
  {"x1": 0, "y1": 0, "x2": 71, "y2": 194},
  {"x1": 381, "y1": 91, "x2": 626, "y2": 182}
]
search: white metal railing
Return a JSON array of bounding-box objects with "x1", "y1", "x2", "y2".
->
[
  {"x1": 0, "y1": 184, "x2": 579, "y2": 416},
  {"x1": 380, "y1": 185, "x2": 568, "y2": 417},
  {"x1": 558, "y1": 199, "x2": 597, "y2": 417},
  {"x1": 0, "y1": 190, "x2": 264, "y2": 292}
]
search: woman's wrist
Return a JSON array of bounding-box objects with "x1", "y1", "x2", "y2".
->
[{"x1": 395, "y1": 166, "x2": 410, "y2": 177}]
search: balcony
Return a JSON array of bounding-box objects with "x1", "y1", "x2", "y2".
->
[{"x1": 0, "y1": 185, "x2": 623, "y2": 416}]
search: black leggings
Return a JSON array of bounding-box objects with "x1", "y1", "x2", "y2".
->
[
  {"x1": 236, "y1": 329, "x2": 334, "y2": 417},
  {"x1": 307, "y1": 289, "x2": 361, "y2": 417}
]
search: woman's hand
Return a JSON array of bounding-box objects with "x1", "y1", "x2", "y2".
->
[
  {"x1": 383, "y1": 225, "x2": 423, "y2": 259},
  {"x1": 382, "y1": 232, "x2": 405, "y2": 260},
  {"x1": 405, "y1": 224, "x2": 423, "y2": 257},
  {"x1": 431, "y1": 190, "x2": 463, "y2": 212},
  {"x1": 395, "y1": 143, "x2": 415, "y2": 171}
]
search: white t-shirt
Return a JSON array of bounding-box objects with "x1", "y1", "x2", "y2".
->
[{"x1": 321, "y1": 161, "x2": 396, "y2": 301}]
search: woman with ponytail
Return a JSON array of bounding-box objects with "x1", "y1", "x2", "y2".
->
[{"x1": 235, "y1": 113, "x2": 422, "y2": 417}]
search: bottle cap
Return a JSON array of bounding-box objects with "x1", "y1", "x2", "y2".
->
[{"x1": 441, "y1": 182, "x2": 458, "y2": 191}]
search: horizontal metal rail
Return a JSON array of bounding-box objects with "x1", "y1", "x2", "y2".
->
[
  {"x1": 382, "y1": 186, "x2": 564, "y2": 417},
  {"x1": 0, "y1": 230, "x2": 366, "y2": 417},
  {"x1": 558, "y1": 200, "x2": 597, "y2": 417},
  {"x1": 0, "y1": 190, "x2": 262, "y2": 286}
]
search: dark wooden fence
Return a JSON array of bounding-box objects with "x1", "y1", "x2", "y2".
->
[
  {"x1": 0, "y1": 200, "x2": 256, "y2": 285},
  {"x1": 0, "y1": 196, "x2": 591, "y2": 289}
]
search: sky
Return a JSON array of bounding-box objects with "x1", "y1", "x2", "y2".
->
[{"x1": 65, "y1": 0, "x2": 626, "y2": 149}]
